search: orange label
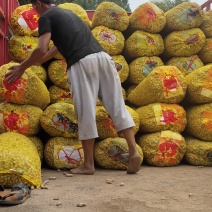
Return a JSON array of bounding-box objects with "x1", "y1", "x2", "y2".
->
[
  {"x1": 136, "y1": 4, "x2": 156, "y2": 27},
  {"x1": 2, "y1": 75, "x2": 28, "y2": 103},
  {"x1": 58, "y1": 91, "x2": 72, "y2": 99},
  {"x1": 153, "y1": 104, "x2": 185, "y2": 130},
  {"x1": 158, "y1": 68, "x2": 184, "y2": 98},
  {"x1": 202, "y1": 110, "x2": 212, "y2": 132},
  {"x1": 20, "y1": 8, "x2": 39, "y2": 30},
  {"x1": 103, "y1": 115, "x2": 116, "y2": 132},
  {"x1": 3, "y1": 110, "x2": 30, "y2": 135},
  {"x1": 201, "y1": 67, "x2": 212, "y2": 99},
  {"x1": 155, "y1": 131, "x2": 182, "y2": 164}
]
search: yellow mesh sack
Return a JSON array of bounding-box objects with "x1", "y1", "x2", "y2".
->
[
  {"x1": 0, "y1": 103, "x2": 43, "y2": 136},
  {"x1": 8, "y1": 35, "x2": 38, "y2": 62},
  {"x1": 44, "y1": 137, "x2": 84, "y2": 169},
  {"x1": 96, "y1": 105, "x2": 139, "y2": 140},
  {"x1": 49, "y1": 85, "x2": 73, "y2": 105},
  {"x1": 40, "y1": 102, "x2": 78, "y2": 138},
  {"x1": 184, "y1": 65, "x2": 212, "y2": 104},
  {"x1": 94, "y1": 137, "x2": 143, "y2": 170},
  {"x1": 137, "y1": 130, "x2": 186, "y2": 167},
  {"x1": 0, "y1": 61, "x2": 20, "y2": 72},
  {"x1": 111, "y1": 55, "x2": 129, "y2": 83},
  {"x1": 0, "y1": 132, "x2": 42, "y2": 188},
  {"x1": 92, "y1": 2, "x2": 129, "y2": 32},
  {"x1": 123, "y1": 30, "x2": 164, "y2": 61},
  {"x1": 136, "y1": 103, "x2": 187, "y2": 133},
  {"x1": 126, "y1": 85, "x2": 137, "y2": 98},
  {"x1": 129, "y1": 2, "x2": 166, "y2": 33},
  {"x1": 127, "y1": 66, "x2": 187, "y2": 107},
  {"x1": 185, "y1": 103, "x2": 212, "y2": 141},
  {"x1": 29, "y1": 65, "x2": 47, "y2": 83},
  {"x1": 164, "y1": 2, "x2": 204, "y2": 31},
  {"x1": 198, "y1": 38, "x2": 212, "y2": 64},
  {"x1": 166, "y1": 55, "x2": 204, "y2": 76},
  {"x1": 28, "y1": 136, "x2": 44, "y2": 162},
  {"x1": 200, "y1": 10, "x2": 212, "y2": 38},
  {"x1": 48, "y1": 59, "x2": 69, "y2": 90},
  {"x1": 0, "y1": 61, "x2": 47, "y2": 83},
  {"x1": 92, "y1": 26, "x2": 125, "y2": 56},
  {"x1": 184, "y1": 136, "x2": 212, "y2": 166},
  {"x1": 0, "y1": 63, "x2": 50, "y2": 110},
  {"x1": 163, "y1": 28, "x2": 206, "y2": 58},
  {"x1": 128, "y1": 56, "x2": 164, "y2": 85},
  {"x1": 9, "y1": 4, "x2": 39, "y2": 36},
  {"x1": 58, "y1": 3, "x2": 91, "y2": 28}
]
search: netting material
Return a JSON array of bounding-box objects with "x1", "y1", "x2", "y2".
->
[
  {"x1": 0, "y1": 132, "x2": 42, "y2": 188},
  {"x1": 129, "y1": 2, "x2": 166, "y2": 33},
  {"x1": 137, "y1": 130, "x2": 186, "y2": 167},
  {"x1": 94, "y1": 137, "x2": 143, "y2": 170},
  {"x1": 136, "y1": 103, "x2": 187, "y2": 133},
  {"x1": 44, "y1": 137, "x2": 84, "y2": 169},
  {"x1": 184, "y1": 64, "x2": 212, "y2": 104},
  {"x1": 185, "y1": 103, "x2": 212, "y2": 141},
  {"x1": 164, "y1": 2, "x2": 204, "y2": 31},
  {"x1": 184, "y1": 136, "x2": 212, "y2": 166},
  {"x1": 127, "y1": 66, "x2": 187, "y2": 107},
  {"x1": 92, "y1": 2, "x2": 129, "y2": 32},
  {"x1": 10, "y1": 4, "x2": 39, "y2": 36},
  {"x1": 0, "y1": 62, "x2": 50, "y2": 110}
]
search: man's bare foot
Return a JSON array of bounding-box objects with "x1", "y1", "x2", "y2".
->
[
  {"x1": 70, "y1": 164, "x2": 95, "y2": 175},
  {"x1": 127, "y1": 152, "x2": 141, "y2": 174}
]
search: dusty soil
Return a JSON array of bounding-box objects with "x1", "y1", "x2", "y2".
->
[{"x1": 0, "y1": 164, "x2": 211, "y2": 212}]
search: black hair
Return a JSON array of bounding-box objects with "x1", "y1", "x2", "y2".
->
[{"x1": 30, "y1": 0, "x2": 55, "y2": 4}]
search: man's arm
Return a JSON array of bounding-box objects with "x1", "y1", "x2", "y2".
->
[
  {"x1": 5, "y1": 32, "x2": 51, "y2": 83},
  {"x1": 19, "y1": 32, "x2": 51, "y2": 70},
  {"x1": 39, "y1": 45, "x2": 60, "y2": 65}
]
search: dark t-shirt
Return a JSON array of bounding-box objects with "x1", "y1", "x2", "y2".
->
[{"x1": 38, "y1": 7, "x2": 104, "y2": 67}]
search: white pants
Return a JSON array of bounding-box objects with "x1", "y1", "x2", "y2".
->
[{"x1": 67, "y1": 52, "x2": 135, "y2": 140}]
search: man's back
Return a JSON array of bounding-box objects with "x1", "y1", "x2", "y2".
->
[{"x1": 38, "y1": 7, "x2": 104, "y2": 67}]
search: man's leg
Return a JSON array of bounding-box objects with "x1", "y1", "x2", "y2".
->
[
  {"x1": 70, "y1": 138, "x2": 95, "y2": 175},
  {"x1": 97, "y1": 52, "x2": 141, "y2": 174},
  {"x1": 67, "y1": 55, "x2": 100, "y2": 175},
  {"x1": 121, "y1": 127, "x2": 141, "y2": 174}
]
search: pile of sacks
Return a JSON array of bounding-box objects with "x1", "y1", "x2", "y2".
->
[{"x1": 0, "y1": 1, "x2": 211, "y2": 188}]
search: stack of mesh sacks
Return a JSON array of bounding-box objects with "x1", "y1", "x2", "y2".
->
[
  {"x1": 42, "y1": 2, "x2": 142, "y2": 171},
  {"x1": 184, "y1": 9, "x2": 212, "y2": 166},
  {"x1": 92, "y1": 1, "x2": 212, "y2": 168},
  {"x1": 11, "y1": 3, "x2": 91, "y2": 171},
  {"x1": 0, "y1": 4, "x2": 50, "y2": 188},
  {"x1": 183, "y1": 64, "x2": 212, "y2": 166},
  {"x1": 90, "y1": 2, "x2": 144, "y2": 170},
  {"x1": 0, "y1": 3, "x2": 87, "y2": 183},
  {"x1": 123, "y1": 2, "x2": 187, "y2": 167},
  {"x1": 3, "y1": 1, "x2": 211, "y2": 178},
  {"x1": 161, "y1": 2, "x2": 212, "y2": 166}
]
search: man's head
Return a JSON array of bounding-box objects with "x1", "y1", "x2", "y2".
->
[{"x1": 31, "y1": 0, "x2": 55, "y2": 15}]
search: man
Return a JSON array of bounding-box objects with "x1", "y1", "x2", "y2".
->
[{"x1": 6, "y1": 0, "x2": 141, "y2": 174}]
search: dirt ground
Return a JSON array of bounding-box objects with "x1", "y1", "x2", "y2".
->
[{"x1": 0, "y1": 164, "x2": 211, "y2": 212}]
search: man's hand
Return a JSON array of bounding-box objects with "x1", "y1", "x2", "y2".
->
[
  {"x1": 4, "y1": 32, "x2": 52, "y2": 83},
  {"x1": 5, "y1": 65, "x2": 25, "y2": 83}
]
